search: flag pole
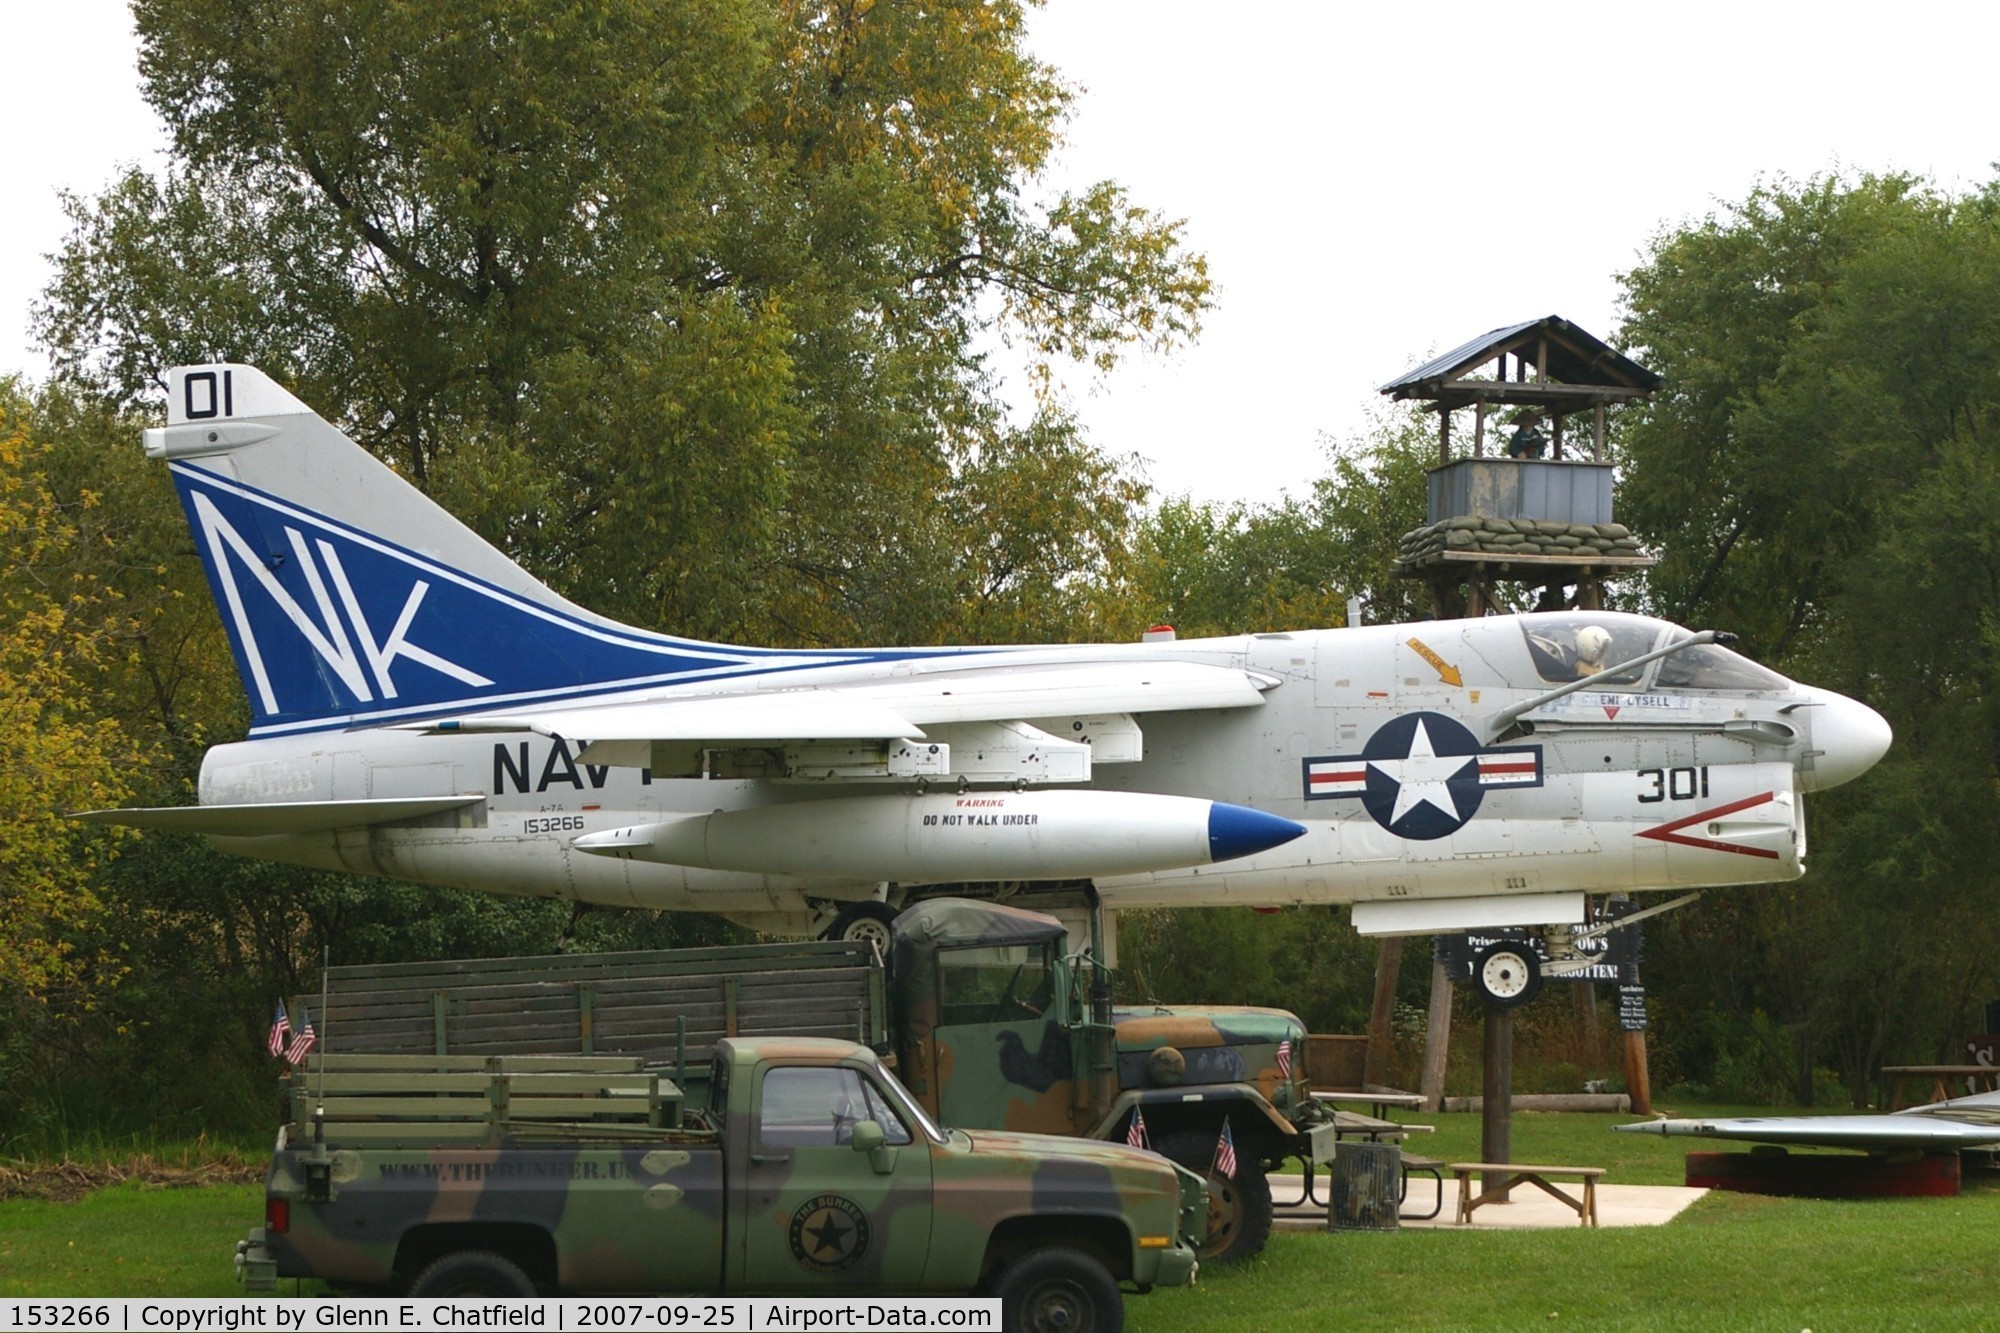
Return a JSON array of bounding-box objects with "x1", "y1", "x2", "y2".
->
[{"x1": 313, "y1": 945, "x2": 329, "y2": 1148}]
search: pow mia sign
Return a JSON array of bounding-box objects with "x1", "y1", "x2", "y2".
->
[{"x1": 789, "y1": 1193, "x2": 870, "y2": 1272}]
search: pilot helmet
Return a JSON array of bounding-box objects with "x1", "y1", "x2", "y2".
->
[{"x1": 1575, "y1": 626, "x2": 1612, "y2": 661}]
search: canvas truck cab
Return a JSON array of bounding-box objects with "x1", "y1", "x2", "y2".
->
[{"x1": 889, "y1": 899, "x2": 1329, "y2": 1264}]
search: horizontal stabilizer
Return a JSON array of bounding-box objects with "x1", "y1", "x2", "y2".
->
[{"x1": 72, "y1": 796, "x2": 483, "y2": 836}]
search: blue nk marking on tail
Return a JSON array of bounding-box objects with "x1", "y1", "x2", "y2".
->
[
  {"x1": 171, "y1": 466, "x2": 886, "y2": 735},
  {"x1": 187, "y1": 485, "x2": 496, "y2": 716}
]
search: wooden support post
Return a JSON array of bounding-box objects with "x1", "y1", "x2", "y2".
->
[
  {"x1": 1624, "y1": 1029, "x2": 1653, "y2": 1115},
  {"x1": 1482, "y1": 1000, "x2": 1513, "y2": 1199},
  {"x1": 1594, "y1": 402, "x2": 1606, "y2": 461},
  {"x1": 1474, "y1": 401, "x2": 1488, "y2": 458},
  {"x1": 1420, "y1": 957, "x2": 1453, "y2": 1113},
  {"x1": 1439, "y1": 406, "x2": 1452, "y2": 464},
  {"x1": 1365, "y1": 937, "x2": 1405, "y2": 1088},
  {"x1": 1573, "y1": 980, "x2": 1602, "y2": 1066}
]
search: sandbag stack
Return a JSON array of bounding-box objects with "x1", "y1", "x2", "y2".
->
[{"x1": 1396, "y1": 517, "x2": 1648, "y2": 569}]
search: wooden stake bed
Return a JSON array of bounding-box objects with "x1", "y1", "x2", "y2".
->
[{"x1": 285, "y1": 1054, "x2": 694, "y2": 1148}]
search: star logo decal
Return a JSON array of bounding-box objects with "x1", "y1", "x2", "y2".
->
[
  {"x1": 788, "y1": 1193, "x2": 870, "y2": 1272},
  {"x1": 1303, "y1": 711, "x2": 1542, "y2": 840}
]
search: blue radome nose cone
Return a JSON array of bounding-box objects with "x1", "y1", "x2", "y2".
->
[{"x1": 1206, "y1": 803, "x2": 1307, "y2": 863}]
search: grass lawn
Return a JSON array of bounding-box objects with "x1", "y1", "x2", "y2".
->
[
  {"x1": 0, "y1": 1182, "x2": 265, "y2": 1297},
  {"x1": 1131, "y1": 1185, "x2": 2000, "y2": 1331},
  {"x1": 4, "y1": 1109, "x2": 1993, "y2": 1328}
]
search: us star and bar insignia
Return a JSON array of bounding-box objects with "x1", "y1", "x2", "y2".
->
[{"x1": 1303, "y1": 711, "x2": 1542, "y2": 840}]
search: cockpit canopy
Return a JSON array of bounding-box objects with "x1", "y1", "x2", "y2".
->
[{"x1": 1516, "y1": 613, "x2": 1788, "y2": 693}]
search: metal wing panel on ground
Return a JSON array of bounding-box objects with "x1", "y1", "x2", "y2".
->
[{"x1": 1615, "y1": 1111, "x2": 2000, "y2": 1150}]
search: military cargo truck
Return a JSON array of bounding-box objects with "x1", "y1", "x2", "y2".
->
[
  {"x1": 307, "y1": 899, "x2": 1337, "y2": 1262},
  {"x1": 238, "y1": 1037, "x2": 1200, "y2": 1331}
]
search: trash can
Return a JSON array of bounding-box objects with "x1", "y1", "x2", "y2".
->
[{"x1": 1326, "y1": 1141, "x2": 1401, "y2": 1232}]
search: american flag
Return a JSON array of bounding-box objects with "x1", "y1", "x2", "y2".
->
[
  {"x1": 1275, "y1": 1038, "x2": 1293, "y2": 1079},
  {"x1": 285, "y1": 1004, "x2": 317, "y2": 1066},
  {"x1": 1125, "y1": 1106, "x2": 1148, "y2": 1149},
  {"x1": 267, "y1": 1002, "x2": 291, "y2": 1058},
  {"x1": 1211, "y1": 1119, "x2": 1238, "y2": 1180}
]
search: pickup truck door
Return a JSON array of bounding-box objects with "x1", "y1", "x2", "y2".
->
[{"x1": 737, "y1": 1063, "x2": 935, "y2": 1292}]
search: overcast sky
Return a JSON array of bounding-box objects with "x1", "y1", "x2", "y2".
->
[{"x1": 6, "y1": 2, "x2": 1998, "y2": 506}]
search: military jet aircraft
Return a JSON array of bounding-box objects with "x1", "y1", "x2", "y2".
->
[{"x1": 80, "y1": 366, "x2": 1892, "y2": 1002}]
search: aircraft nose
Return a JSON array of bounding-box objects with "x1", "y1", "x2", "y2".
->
[{"x1": 1798, "y1": 690, "x2": 1892, "y2": 791}]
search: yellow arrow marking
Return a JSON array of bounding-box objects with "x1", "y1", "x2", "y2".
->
[{"x1": 1406, "y1": 637, "x2": 1464, "y2": 687}]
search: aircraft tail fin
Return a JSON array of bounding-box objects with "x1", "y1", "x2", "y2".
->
[{"x1": 150, "y1": 365, "x2": 817, "y2": 736}]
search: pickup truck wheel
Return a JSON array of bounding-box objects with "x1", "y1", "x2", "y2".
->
[
  {"x1": 992, "y1": 1247, "x2": 1121, "y2": 1333},
  {"x1": 1155, "y1": 1129, "x2": 1272, "y2": 1265},
  {"x1": 407, "y1": 1250, "x2": 536, "y2": 1297}
]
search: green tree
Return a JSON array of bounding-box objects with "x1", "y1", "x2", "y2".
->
[
  {"x1": 18, "y1": 1, "x2": 1212, "y2": 1139},
  {"x1": 40, "y1": 0, "x2": 1209, "y2": 648},
  {"x1": 0, "y1": 389, "x2": 140, "y2": 1005},
  {"x1": 1618, "y1": 173, "x2": 2000, "y2": 1104},
  {"x1": 1114, "y1": 403, "x2": 1435, "y2": 639}
]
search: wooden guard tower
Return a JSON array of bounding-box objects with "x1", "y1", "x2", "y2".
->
[
  {"x1": 1381, "y1": 316, "x2": 1661, "y2": 618},
  {"x1": 1374, "y1": 317, "x2": 1664, "y2": 1139}
]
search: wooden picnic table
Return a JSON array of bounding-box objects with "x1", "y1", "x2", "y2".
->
[
  {"x1": 1327, "y1": 1109, "x2": 1435, "y2": 1143},
  {"x1": 1882, "y1": 1064, "x2": 2000, "y2": 1109},
  {"x1": 1451, "y1": 1162, "x2": 1604, "y2": 1227},
  {"x1": 1312, "y1": 1089, "x2": 1427, "y2": 1121}
]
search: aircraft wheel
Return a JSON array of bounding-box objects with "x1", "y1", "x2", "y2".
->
[
  {"x1": 1473, "y1": 942, "x2": 1543, "y2": 1008},
  {"x1": 824, "y1": 902, "x2": 899, "y2": 951}
]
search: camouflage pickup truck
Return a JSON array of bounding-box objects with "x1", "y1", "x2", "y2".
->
[
  {"x1": 305, "y1": 897, "x2": 1340, "y2": 1265},
  {"x1": 239, "y1": 1037, "x2": 1201, "y2": 1331}
]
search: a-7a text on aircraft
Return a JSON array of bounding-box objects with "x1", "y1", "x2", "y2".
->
[{"x1": 80, "y1": 366, "x2": 1892, "y2": 1003}]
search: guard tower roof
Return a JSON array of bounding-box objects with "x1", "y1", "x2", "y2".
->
[{"x1": 1381, "y1": 315, "x2": 1660, "y2": 411}]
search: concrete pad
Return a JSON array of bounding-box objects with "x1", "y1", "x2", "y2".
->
[{"x1": 1272, "y1": 1182, "x2": 1708, "y2": 1232}]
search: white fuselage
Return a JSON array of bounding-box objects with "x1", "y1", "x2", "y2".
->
[{"x1": 198, "y1": 614, "x2": 1879, "y2": 934}]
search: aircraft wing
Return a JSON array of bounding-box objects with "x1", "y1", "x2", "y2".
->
[
  {"x1": 72, "y1": 796, "x2": 485, "y2": 836},
  {"x1": 404, "y1": 660, "x2": 1276, "y2": 755},
  {"x1": 1614, "y1": 1113, "x2": 2000, "y2": 1151},
  {"x1": 411, "y1": 690, "x2": 929, "y2": 744}
]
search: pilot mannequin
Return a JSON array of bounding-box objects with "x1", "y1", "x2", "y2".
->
[{"x1": 1575, "y1": 625, "x2": 1612, "y2": 677}]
